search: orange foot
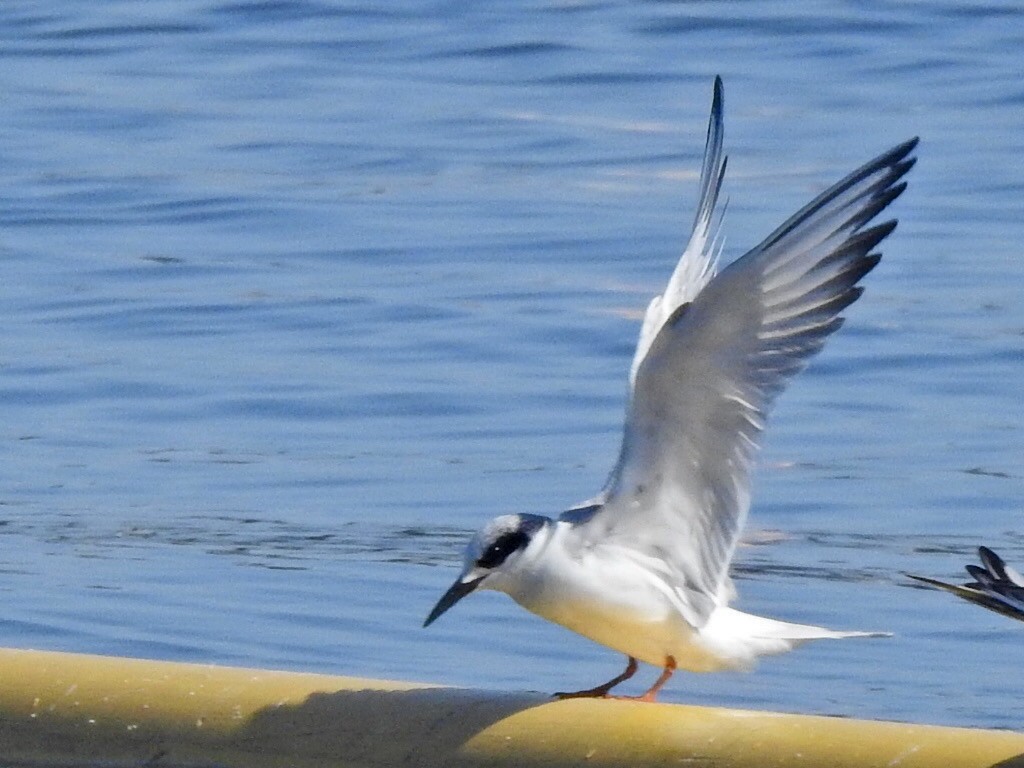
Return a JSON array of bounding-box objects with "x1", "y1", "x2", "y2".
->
[
  {"x1": 554, "y1": 656, "x2": 677, "y2": 702},
  {"x1": 606, "y1": 656, "x2": 677, "y2": 703}
]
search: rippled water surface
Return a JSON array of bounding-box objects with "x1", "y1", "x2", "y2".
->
[{"x1": 0, "y1": 0, "x2": 1022, "y2": 730}]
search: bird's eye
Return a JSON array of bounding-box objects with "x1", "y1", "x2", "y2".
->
[{"x1": 476, "y1": 530, "x2": 527, "y2": 569}]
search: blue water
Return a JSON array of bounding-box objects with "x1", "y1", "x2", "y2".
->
[{"x1": 0, "y1": 0, "x2": 1021, "y2": 732}]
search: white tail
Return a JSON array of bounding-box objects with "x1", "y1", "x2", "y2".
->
[{"x1": 699, "y1": 607, "x2": 889, "y2": 670}]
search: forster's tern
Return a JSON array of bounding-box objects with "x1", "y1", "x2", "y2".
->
[
  {"x1": 425, "y1": 77, "x2": 917, "y2": 701},
  {"x1": 910, "y1": 547, "x2": 1024, "y2": 622}
]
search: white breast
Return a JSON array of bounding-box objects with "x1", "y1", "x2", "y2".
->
[{"x1": 486, "y1": 522, "x2": 741, "y2": 671}]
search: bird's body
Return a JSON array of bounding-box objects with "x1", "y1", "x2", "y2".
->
[
  {"x1": 469, "y1": 513, "x2": 879, "y2": 675},
  {"x1": 483, "y1": 516, "x2": 714, "y2": 671},
  {"x1": 425, "y1": 76, "x2": 917, "y2": 699}
]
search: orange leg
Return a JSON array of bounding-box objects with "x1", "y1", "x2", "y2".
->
[
  {"x1": 554, "y1": 656, "x2": 638, "y2": 699},
  {"x1": 628, "y1": 656, "x2": 676, "y2": 702}
]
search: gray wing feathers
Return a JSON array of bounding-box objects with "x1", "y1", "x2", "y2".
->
[
  {"x1": 630, "y1": 76, "x2": 728, "y2": 387},
  {"x1": 581, "y1": 136, "x2": 917, "y2": 626}
]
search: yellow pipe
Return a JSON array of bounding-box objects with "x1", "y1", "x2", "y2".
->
[{"x1": 0, "y1": 647, "x2": 1019, "y2": 767}]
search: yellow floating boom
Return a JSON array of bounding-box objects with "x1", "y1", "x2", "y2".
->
[{"x1": 0, "y1": 647, "x2": 1020, "y2": 767}]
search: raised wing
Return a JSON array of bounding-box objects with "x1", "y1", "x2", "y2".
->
[
  {"x1": 629, "y1": 76, "x2": 727, "y2": 388},
  {"x1": 909, "y1": 547, "x2": 1024, "y2": 622},
  {"x1": 570, "y1": 136, "x2": 918, "y2": 626}
]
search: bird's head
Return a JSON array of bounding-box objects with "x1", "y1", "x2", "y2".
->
[{"x1": 423, "y1": 513, "x2": 547, "y2": 627}]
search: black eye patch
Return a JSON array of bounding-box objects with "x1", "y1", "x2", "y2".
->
[{"x1": 476, "y1": 530, "x2": 529, "y2": 569}]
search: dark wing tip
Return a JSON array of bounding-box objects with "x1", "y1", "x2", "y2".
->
[
  {"x1": 886, "y1": 137, "x2": 920, "y2": 166},
  {"x1": 709, "y1": 75, "x2": 724, "y2": 123},
  {"x1": 965, "y1": 563, "x2": 992, "y2": 587},
  {"x1": 887, "y1": 179, "x2": 910, "y2": 204},
  {"x1": 862, "y1": 218, "x2": 899, "y2": 245},
  {"x1": 901, "y1": 136, "x2": 921, "y2": 153},
  {"x1": 978, "y1": 546, "x2": 1009, "y2": 581}
]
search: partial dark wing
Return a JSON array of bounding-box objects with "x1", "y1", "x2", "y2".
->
[{"x1": 909, "y1": 547, "x2": 1024, "y2": 622}]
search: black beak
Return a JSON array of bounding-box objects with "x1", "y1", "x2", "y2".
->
[{"x1": 423, "y1": 575, "x2": 483, "y2": 627}]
